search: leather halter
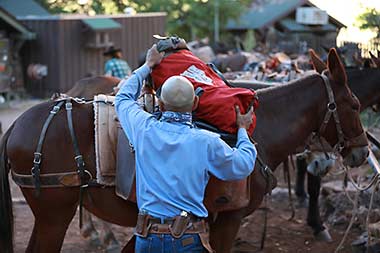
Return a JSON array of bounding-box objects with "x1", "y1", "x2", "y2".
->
[{"x1": 312, "y1": 71, "x2": 367, "y2": 154}]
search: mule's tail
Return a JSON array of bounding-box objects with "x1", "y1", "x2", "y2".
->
[{"x1": 0, "y1": 124, "x2": 14, "y2": 253}]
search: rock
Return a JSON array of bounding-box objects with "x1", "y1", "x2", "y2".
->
[
  {"x1": 369, "y1": 221, "x2": 380, "y2": 238},
  {"x1": 332, "y1": 215, "x2": 349, "y2": 226}
]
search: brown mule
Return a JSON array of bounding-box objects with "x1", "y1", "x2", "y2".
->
[
  {"x1": 293, "y1": 49, "x2": 380, "y2": 241},
  {"x1": 0, "y1": 49, "x2": 368, "y2": 253}
]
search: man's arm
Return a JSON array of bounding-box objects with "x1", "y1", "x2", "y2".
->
[
  {"x1": 207, "y1": 105, "x2": 257, "y2": 180},
  {"x1": 115, "y1": 64, "x2": 152, "y2": 144},
  {"x1": 115, "y1": 44, "x2": 164, "y2": 144},
  {"x1": 207, "y1": 128, "x2": 256, "y2": 180}
]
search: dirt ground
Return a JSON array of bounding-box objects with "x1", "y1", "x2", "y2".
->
[{"x1": 1, "y1": 99, "x2": 366, "y2": 253}]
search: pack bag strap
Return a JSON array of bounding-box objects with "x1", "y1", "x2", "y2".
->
[
  {"x1": 32, "y1": 100, "x2": 65, "y2": 197},
  {"x1": 207, "y1": 63, "x2": 232, "y2": 87}
]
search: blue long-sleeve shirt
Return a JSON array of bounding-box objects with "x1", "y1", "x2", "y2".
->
[{"x1": 115, "y1": 64, "x2": 257, "y2": 218}]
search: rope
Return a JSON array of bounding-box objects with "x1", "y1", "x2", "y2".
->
[
  {"x1": 334, "y1": 177, "x2": 361, "y2": 253},
  {"x1": 334, "y1": 172, "x2": 380, "y2": 252},
  {"x1": 344, "y1": 165, "x2": 379, "y2": 192},
  {"x1": 366, "y1": 180, "x2": 380, "y2": 252}
]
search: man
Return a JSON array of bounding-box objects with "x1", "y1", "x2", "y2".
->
[
  {"x1": 104, "y1": 46, "x2": 131, "y2": 79},
  {"x1": 115, "y1": 44, "x2": 257, "y2": 252}
]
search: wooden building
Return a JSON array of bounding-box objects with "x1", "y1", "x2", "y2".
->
[
  {"x1": 20, "y1": 13, "x2": 166, "y2": 97},
  {"x1": 0, "y1": 6, "x2": 37, "y2": 94},
  {"x1": 0, "y1": 0, "x2": 166, "y2": 97},
  {"x1": 226, "y1": 0, "x2": 345, "y2": 55}
]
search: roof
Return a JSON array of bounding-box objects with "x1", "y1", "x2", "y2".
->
[
  {"x1": 0, "y1": 0, "x2": 49, "y2": 17},
  {"x1": 0, "y1": 7, "x2": 36, "y2": 39},
  {"x1": 17, "y1": 12, "x2": 167, "y2": 21},
  {"x1": 227, "y1": 0, "x2": 307, "y2": 30},
  {"x1": 82, "y1": 18, "x2": 121, "y2": 32},
  {"x1": 279, "y1": 19, "x2": 338, "y2": 33},
  {"x1": 226, "y1": 0, "x2": 345, "y2": 30}
]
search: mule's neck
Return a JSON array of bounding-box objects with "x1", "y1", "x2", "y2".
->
[
  {"x1": 253, "y1": 74, "x2": 328, "y2": 168},
  {"x1": 347, "y1": 68, "x2": 380, "y2": 110}
]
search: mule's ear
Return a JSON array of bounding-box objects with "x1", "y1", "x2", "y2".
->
[
  {"x1": 309, "y1": 49, "x2": 326, "y2": 74},
  {"x1": 327, "y1": 48, "x2": 347, "y2": 85},
  {"x1": 370, "y1": 51, "x2": 380, "y2": 68},
  {"x1": 369, "y1": 51, "x2": 376, "y2": 59}
]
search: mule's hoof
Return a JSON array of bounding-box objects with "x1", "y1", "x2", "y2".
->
[{"x1": 315, "y1": 229, "x2": 333, "y2": 242}]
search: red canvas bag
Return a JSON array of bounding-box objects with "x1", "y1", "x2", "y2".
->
[{"x1": 151, "y1": 50, "x2": 258, "y2": 135}]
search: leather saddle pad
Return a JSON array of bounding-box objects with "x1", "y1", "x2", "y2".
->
[{"x1": 93, "y1": 95, "x2": 250, "y2": 212}]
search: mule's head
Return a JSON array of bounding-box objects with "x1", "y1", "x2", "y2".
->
[{"x1": 310, "y1": 49, "x2": 368, "y2": 167}]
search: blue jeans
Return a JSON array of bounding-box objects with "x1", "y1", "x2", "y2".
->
[{"x1": 135, "y1": 233, "x2": 205, "y2": 253}]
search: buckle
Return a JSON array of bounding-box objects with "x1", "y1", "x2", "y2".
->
[
  {"x1": 50, "y1": 105, "x2": 60, "y2": 114},
  {"x1": 65, "y1": 102, "x2": 73, "y2": 111},
  {"x1": 33, "y1": 152, "x2": 42, "y2": 164},
  {"x1": 75, "y1": 155, "x2": 85, "y2": 167}
]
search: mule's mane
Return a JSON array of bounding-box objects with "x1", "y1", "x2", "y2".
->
[
  {"x1": 256, "y1": 73, "x2": 321, "y2": 101},
  {"x1": 78, "y1": 75, "x2": 121, "y2": 85}
]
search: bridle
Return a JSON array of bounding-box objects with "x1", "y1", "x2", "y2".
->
[{"x1": 310, "y1": 70, "x2": 367, "y2": 156}]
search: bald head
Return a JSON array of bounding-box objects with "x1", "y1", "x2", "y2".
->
[{"x1": 160, "y1": 76, "x2": 195, "y2": 111}]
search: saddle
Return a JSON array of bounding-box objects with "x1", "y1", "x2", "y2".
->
[{"x1": 93, "y1": 95, "x2": 251, "y2": 212}]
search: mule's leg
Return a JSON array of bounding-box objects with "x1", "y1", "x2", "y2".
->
[
  {"x1": 22, "y1": 188, "x2": 79, "y2": 253},
  {"x1": 306, "y1": 173, "x2": 332, "y2": 242},
  {"x1": 295, "y1": 156, "x2": 308, "y2": 207},
  {"x1": 81, "y1": 209, "x2": 102, "y2": 248},
  {"x1": 26, "y1": 206, "x2": 77, "y2": 252},
  {"x1": 209, "y1": 211, "x2": 244, "y2": 253}
]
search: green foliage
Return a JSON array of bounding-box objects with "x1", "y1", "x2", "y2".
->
[
  {"x1": 357, "y1": 8, "x2": 380, "y2": 38},
  {"x1": 36, "y1": 0, "x2": 120, "y2": 15},
  {"x1": 36, "y1": 0, "x2": 250, "y2": 41}
]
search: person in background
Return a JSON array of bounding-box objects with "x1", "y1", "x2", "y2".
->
[
  {"x1": 103, "y1": 46, "x2": 131, "y2": 79},
  {"x1": 115, "y1": 44, "x2": 257, "y2": 252}
]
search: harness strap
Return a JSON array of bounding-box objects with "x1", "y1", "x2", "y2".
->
[
  {"x1": 65, "y1": 100, "x2": 87, "y2": 228},
  {"x1": 12, "y1": 170, "x2": 95, "y2": 188},
  {"x1": 65, "y1": 101, "x2": 86, "y2": 181},
  {"x1": 32, "y1": 100, "x2": 65, "y2": 196}
]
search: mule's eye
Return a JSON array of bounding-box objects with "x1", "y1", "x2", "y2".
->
[
  {"x1": 351, "y1": 95, "x2": 360, "y2": 111},
  {"x1": 352, "y1": 101, "x2": 360, "y2": 111}
]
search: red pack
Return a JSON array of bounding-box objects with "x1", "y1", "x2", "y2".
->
[{"x1": 151, "y1": 50, "x2": 258, "y2": 135}]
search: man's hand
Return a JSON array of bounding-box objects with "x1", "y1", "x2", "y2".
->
[
  {"x1": 146, "y1": 44, "x2": 165, "y2": 68},
  {"x1": 235, "y1": 105, "x2": 254, "y2": 130}
]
